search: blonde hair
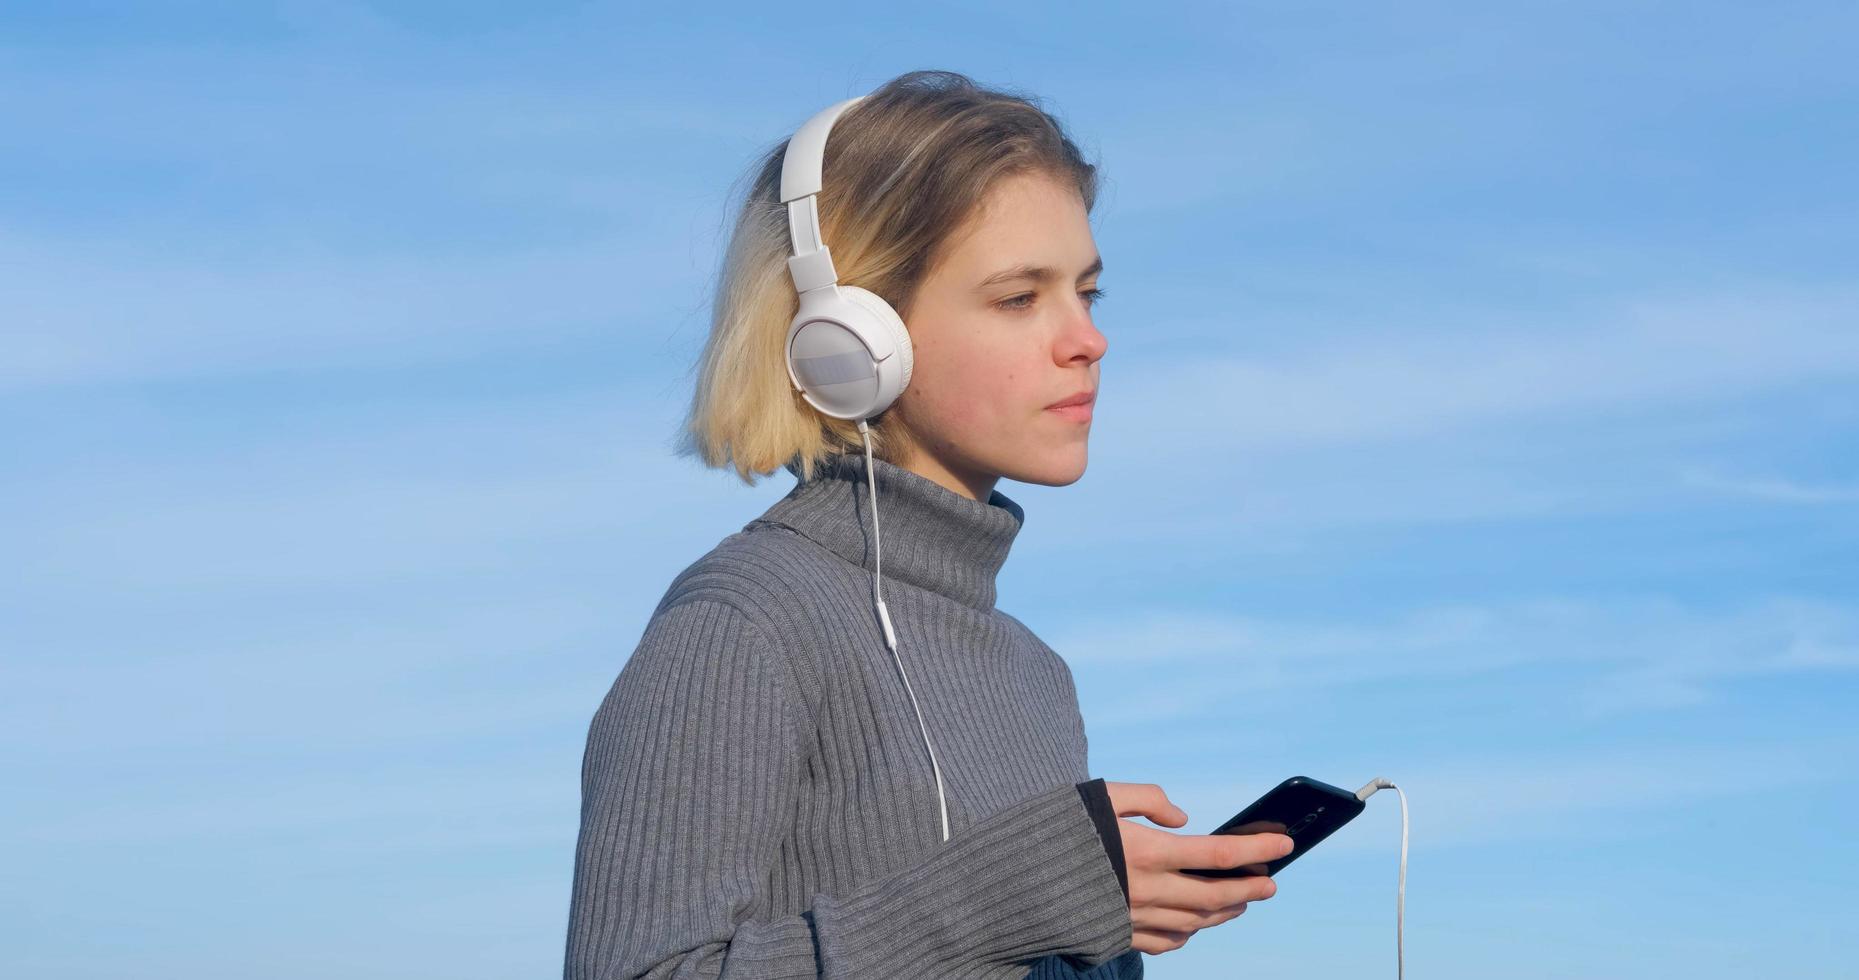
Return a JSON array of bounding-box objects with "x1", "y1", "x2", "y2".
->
[{"x1": 675, "y1": 69, "x2": 1101, "y2": 486}]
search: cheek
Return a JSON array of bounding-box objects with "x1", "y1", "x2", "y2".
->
[
  {"x1": 905, "y1": 320, "x2": 1036, "y2": 430},
  {"x1": 932, "y1": 344, "x2": 1023, "y2": 415}
]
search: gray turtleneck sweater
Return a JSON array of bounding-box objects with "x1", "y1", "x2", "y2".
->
[{"x1": 563, "y1": 453, "x2": 1141, "y2": 979}]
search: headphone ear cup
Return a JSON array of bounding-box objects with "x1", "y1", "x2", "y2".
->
[
  {"x1": 839, "y1": 285, "x2": 913, "y2": 396},
  {"x1": 785, "y1": 286, "x2": 910, "y2": 422}
]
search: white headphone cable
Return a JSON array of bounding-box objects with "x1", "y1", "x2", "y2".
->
[
  {"x1": 856, "y1": 419, "x2": 951, "y2": 842},
  {"x1": 1356, "y1": 777, "x2": 1409, "y2": 980}
]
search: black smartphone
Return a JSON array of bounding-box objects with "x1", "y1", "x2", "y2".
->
[{"x1": 1180, "y1": 776, "x2": 1366, "y2": 878}]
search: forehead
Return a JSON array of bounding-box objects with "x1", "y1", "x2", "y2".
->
[{"x1": 933, "y1": 172, "x2": 1096, "y2": 280}]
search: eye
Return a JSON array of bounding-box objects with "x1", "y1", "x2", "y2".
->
[{"x1": 995, "y1": 288, "x2": 1109, "y2": 312}]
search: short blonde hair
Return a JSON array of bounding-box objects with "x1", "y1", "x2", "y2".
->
[{"x1": 675, "y1": 69, "x2": 1101, "y2": 486}]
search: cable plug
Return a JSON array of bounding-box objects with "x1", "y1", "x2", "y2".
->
[{"x1": 1356, "y1": 776, "x2": 1396, "y2": 802}]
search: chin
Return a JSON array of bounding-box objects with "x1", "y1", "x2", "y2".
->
[{"x1": 997, "y1": 444, "x2": 1089, "y2": 488}]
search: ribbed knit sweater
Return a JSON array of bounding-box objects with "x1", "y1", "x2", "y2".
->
[{"x1": 563, "y1": 452, "x2": 1142, "y2": 979}]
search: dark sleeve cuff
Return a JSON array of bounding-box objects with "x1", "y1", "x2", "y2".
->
[{"x1": 1075, "y1": 777, "x2": 1129, "y2": 907}]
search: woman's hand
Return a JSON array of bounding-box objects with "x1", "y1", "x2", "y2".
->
[{"x1": 1104, "y1": 781, "x2": 1294, "y2": 955}]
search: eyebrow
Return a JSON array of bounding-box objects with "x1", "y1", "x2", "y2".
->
[{"x1": 974, "y1": 254, "x2": 1104, "y2": 290}]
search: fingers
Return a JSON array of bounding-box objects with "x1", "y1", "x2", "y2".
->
[
  {"x1": 1122, "y1": 825, "x2": 1288, "y2": 957},
  {"x1": 1166, "y1": 830, "x2": 1294, "y2": 872},
  {"x1": 1134, "y1": 868, "x2": 1278, "y2": 914},
  {"x1": 1135, "y1": 901, "x2": 1249, "y2": 934},
  {"x1": 1130, "y1": 905, "x2": 1250, "y2": 956},
  {"x1": 1127, "y1": 884, "x2": 1266, "y2": 955}
]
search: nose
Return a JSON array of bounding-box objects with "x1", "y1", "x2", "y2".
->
[{"x1": 1057, "y1": 296, "x2": 1108, "y2": 365}]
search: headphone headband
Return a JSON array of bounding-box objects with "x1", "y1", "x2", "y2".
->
[
  {"x1": 779, "y1": 96, "x2": 863, "y2": 203},
  {"x1": 779, "y1": 95, "x2": 865, "y2": 295}
]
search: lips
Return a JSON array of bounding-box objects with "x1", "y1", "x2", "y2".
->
[
  {"x1": 1045, "y1": 389, "x2": 1096, "y2": 423},
  {"x1": 1046, "y1": 390, "x2": 1096, "y2": 410}
]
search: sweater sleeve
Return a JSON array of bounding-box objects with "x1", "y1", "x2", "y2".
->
[
  {"x1": 1075, "y1": 778, "x2": 1130, "y2": 906},
  {"x1": 563, "y1": 598, "x2": 1134, "y2": 980}
]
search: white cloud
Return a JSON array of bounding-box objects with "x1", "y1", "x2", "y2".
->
[
  {"x1": 1099, "y1": 285, "x2": 1859, "y2": 456},
  {"x1": 992, "y1": 284, "x2": 1859, "y2": 545},
  {"x1": 0, "y1": 385, "x2": 787, "y2": 591},
  {"x1": 11, "y1": 761, "x2": 572, "y2": 848},
  {"x1": 1052, "y1": 594, "x2": 1859, "y2": 725},
  {"x1": 0, "y1": 229, "x2": 712, "y2": 391},
  {"x1": 1678, "y1": 465, "x2": 1859, "y2": 504}
]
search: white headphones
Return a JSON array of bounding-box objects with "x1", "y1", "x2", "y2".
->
[
  {"x1": 778, "y1": 93, "x2": 949, "y2": 843},
  {"x1": 779, "y1": 95, "x2": 915, "y2": 422}
]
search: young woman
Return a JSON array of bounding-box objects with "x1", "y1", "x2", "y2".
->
[{"x1": 563, "y1": 70, "x2": 1291, "y2": 980}]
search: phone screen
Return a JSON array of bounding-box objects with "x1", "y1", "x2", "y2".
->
[{"x1": 1181, "y1": 776, "x2": 1366, "y2": 878}]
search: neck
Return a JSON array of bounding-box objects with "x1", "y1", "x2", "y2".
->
[{"x1": 896, "y1": 446, "x2": 999, "y2": 503}]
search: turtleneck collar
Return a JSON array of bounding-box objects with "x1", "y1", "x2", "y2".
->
[{"x1": 745, "y1": 453, "x2": 1026, "y2": 611}]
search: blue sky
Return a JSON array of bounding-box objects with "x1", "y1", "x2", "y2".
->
[{"x1": 3, "y1": 2, "x2": 1854, "y2": 977}]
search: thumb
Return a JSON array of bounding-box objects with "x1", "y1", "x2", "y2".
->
[
  {"x1": 1108, "y1": 782, "x2": 1191, "y2": 827},
  {"x1": 1151, "y1": 800, "x2": 1189, "y2": 828}
]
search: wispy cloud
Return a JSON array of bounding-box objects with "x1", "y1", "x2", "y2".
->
[
  {"x1": 996, "y1": 284, "x2": 1859, "y2": 543},
  {"x1": 1, "y1": 389, "x2": 779, "y2": 592},
  {"x1": 0, "y1": 231, "x2": 709, "y2": 392},
  {"x1": 1054, "y1": 594, "x2": 1859, "y2": 725},
  {"x1": 1101, "y1": 285, "x2": 1859, "y2": 455},
  {"x1": 1678, "y1": 465, "x2": 1859, "y2": 504}
]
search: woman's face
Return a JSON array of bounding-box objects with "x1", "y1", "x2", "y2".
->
[{"x1": 891, "y1": 171, "x2": 1108, "y2": 500}]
